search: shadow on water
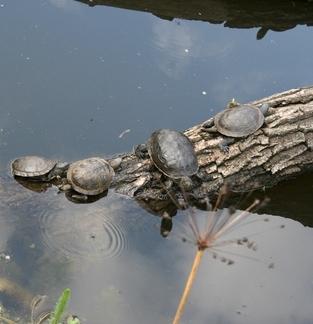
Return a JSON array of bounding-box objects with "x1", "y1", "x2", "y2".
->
[
  {"x1": 260, "y1": 171, "x2": 313, "y2": 227},
  {"x1": 75, "y1": 0, "x2": 313, "y2": 39}
]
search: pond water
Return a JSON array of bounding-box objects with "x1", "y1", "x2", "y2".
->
[{"x1": 1, "y1": 0, "x2": 313, "y2": 323}]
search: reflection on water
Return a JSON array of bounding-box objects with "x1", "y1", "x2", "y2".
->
[
  {"x1": 171, "y1": 209, "x2": 313, "y2": 324},
  {"x1": 75, "y1": 0, "x2": 313, "y2": 40},
  {"x1": 1, "y1": 175, "x2": 313, "y2": 323}
]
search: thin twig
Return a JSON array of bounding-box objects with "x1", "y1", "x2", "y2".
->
[{"x1": 172, "y1": 249, "x2": 205, "y2": 324}]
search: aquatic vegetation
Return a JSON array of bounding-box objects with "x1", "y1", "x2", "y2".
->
[
  {"x1": 45, "y1": 288, "x2": 80, "y2": 324},
  {"x1": 66, "y1": 315, "x2": 80, "y2": 324},
  {"x1": 49, "y1": 288, "x2": 71, "y2": 324},
  {"x1": 172, "y1": 188, "x2": 271, "y2": 324}
]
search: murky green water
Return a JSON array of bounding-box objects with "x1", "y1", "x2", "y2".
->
[{"x1": 1, "y1": 0, "x2": 313, "y2": 323}]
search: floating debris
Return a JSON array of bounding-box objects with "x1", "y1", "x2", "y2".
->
[
  {"x1": 0, "y1": 252, "x2": 11, "y2": 263},
  {"x1": 118, "y1": 129, "x2": 131, "y2": 139}
]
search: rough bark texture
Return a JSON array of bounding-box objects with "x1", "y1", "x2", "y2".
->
[{"x1": 110, "y1": 86, "x2": 313, "y2": 209}]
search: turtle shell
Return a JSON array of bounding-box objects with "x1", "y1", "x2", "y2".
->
[
  {"x1": 11, "y1": 156, "x2": 57, "y2": 178},
  {"x1": 214, "y1": 104, "x2": 264, "y2": 137},
  {"x1": 67, "y1": 157, "x2": 114, "y2": 195},
  {"x1": 148, "y1": 129, "x2": 198, "y2": 179}
]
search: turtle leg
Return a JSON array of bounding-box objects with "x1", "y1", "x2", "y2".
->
[
  {"x1": 56, "y1": 179, "x2": 72, "y2": 192},
  {"x1": 70, "y1": 193, "x2": 89, "y2": 202},
  {"x1": 134, "y1": 143, "x2": 149, "y2": 159},
  {"x1": 219, "y1": 136, "x2": 235, "y2": 153},
  {"x1": 195, "y1": 170, "x2": 213, "y2": 182},
  {"x1": 179, "y1": 176, "x2": 194, "y2": 191}
]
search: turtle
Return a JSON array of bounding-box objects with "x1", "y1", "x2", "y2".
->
[
  {"x1": 61, "y1": 157, "x2": 116, "y2": 200},
  {"x1": 135, "y1": 128, "x2": 199, "y2": 190},
  {"x1": 202, "y1": 100, "x2": 269, "y2": 151},
  {"x1": 11, "y1": 156, "x2": 69, "y2": 181},
  {"x1": 135, "y1": 129, "x2": 200, "y2": 235}
]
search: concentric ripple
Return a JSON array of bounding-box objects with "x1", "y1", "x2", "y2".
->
[{"x1": 39, "y1": 205, "x2": 127, "y2": 260}]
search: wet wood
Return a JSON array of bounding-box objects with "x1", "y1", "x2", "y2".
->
[{"x1": 111, "y1": 86, "x2": 313, "y2": 206}]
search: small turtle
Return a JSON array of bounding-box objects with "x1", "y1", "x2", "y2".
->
[
  {"x1": 202, "y1": 100, "x2": 269, "y2": 151},
  {"x1": 62, "y1": 157, "x2": 115, "y2": 200},
  {"x1": 11, "y1": 156, "x2": 68, "y2": 181},
  {"x1": 136, "y1": 129, "x2": 199, "y2": 190}
]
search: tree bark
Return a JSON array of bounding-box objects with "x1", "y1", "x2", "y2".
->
[{"x1": 110, "y1": 86, "x2": 313, "y2": 210}]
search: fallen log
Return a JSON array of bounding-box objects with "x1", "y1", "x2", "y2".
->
[{"x1": 111, "y1": 86, "x2": 313, "y2": 212}]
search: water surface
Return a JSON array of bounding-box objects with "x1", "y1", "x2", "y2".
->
[{"x1": 1, "y1": 0, "x2": 313, "y2": 323}]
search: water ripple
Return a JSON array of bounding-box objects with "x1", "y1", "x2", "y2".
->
[{"x1": 39, "y1": 205, "x2": 127, "y2": 260}]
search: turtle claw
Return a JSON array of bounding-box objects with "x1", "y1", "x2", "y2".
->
[
  {"x1": 219, "y1": 137, "x2": 235, "y2": 153},
  {"x1": 219, "y1": 143, "x2": 230, "y2": 153}
]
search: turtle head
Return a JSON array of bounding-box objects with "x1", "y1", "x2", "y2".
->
[
  {"x1": 259, "y1": 103, "x2": 270, "y2": 116},
  {"x1": 49, "y1": 162, "x2": 69, "y2": 179}
]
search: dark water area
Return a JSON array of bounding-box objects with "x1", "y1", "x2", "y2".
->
[{"x1": 1, "y1": 0, "x2": 313, "y2": 323}]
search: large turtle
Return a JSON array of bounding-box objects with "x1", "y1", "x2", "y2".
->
[
  {"x1": 11, "y1": 156, "x2": 68, "y2": 181},
  {"x1": 60, "y1": 157, "x2": 120, "y2": 201},
  {"x1": 202, "y1": 100, "x2": 269, "y2": 151},
  {"x1": 135, "y1": 129, "x2": 199, "y2": 237},
  {"x1": 136, "y1": 128, "x2": 199, "y2": 190}
]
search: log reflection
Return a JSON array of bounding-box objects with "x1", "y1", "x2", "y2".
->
[{"x1": 75, "y1": 0, "x2": 313, "y2": 39}]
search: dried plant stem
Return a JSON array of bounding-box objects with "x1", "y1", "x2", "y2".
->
[
  {"x1": 0, "y1": 316, "x2": 17, "y2": 324},
  {"x1": 172, "y1": 249, "x2": 205, "y2": 324}
]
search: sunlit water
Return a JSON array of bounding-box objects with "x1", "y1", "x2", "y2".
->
[{"x1": 1, "y1": 0, "x2": 313, "y2": 323}]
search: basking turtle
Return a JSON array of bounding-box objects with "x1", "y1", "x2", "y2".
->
[
  {"x1": 136, "y1": 128, "x2": 199, "y2": 189},
  {"x1": 135, "y1": 129, "x2": 199, "y2": 236},
  {"x1": 202, "y1": 100, "x2": 269, "y2": 151},
  {"x1": 11, "y1": 156, "x2": 68, "y2": 181},
  {"x1": 61, "y1": 157, "x2": 116, "y2": 200}
]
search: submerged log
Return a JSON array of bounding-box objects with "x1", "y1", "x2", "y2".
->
[{"x1": 111, "y1": 86, "x2": 313, "y2": 208}]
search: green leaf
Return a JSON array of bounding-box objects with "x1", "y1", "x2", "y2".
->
[{"x1": 49, "y1": 288, "x2": 71, "y2": 324}]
